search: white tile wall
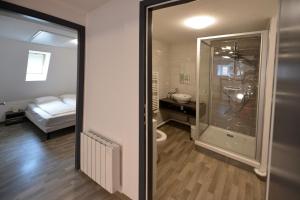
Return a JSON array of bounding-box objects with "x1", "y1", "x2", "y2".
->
[
  {"x1": 152, "y1": 40, "x2": 171, "y2": 99},
  {"x1": 169, "y1": 42, "x2": 197, "y2": 101},
  {"x1": 153, "y1": 40, "x2": 197, "y2": 101},
  {"x1": 152, "y1": 40, "x2": 198, "y2": 124}
]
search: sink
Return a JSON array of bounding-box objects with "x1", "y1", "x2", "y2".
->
[{"x1": 172, "y1": 93, "x2": 192, "y2": 104}]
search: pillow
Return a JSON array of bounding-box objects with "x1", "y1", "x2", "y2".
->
[
  {"x1": 60, "y1": 94, "x2": 76, "y2": 100},
  {"x1": 60, "y1": 94, "x2": 76, "y2": 106},
  {"x1": 34, "y1": 96, "x2": 59, "y2": 104}
]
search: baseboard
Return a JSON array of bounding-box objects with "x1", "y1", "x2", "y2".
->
[
  {"x1": 157, "y1": 119, "x2": 171, "y2": 128},
  {"x1": 157, "y1": 118, "x2": 193, "y2": 128}
]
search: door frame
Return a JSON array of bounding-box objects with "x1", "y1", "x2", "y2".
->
[
  {"x1": 139, "y1": 1, "x2": 195, "y2": 199},
  {"x1": 0, "y1": 1, "x2": 85, "y2": 170}
]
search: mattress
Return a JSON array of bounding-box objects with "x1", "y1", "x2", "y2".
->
[{"x1": 25, "y1": 102, "x2": 76, "y2": 133}]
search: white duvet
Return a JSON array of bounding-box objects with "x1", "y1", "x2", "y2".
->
[{"x1": 36, "y1": 100, "x2": 75, "y2": 116}]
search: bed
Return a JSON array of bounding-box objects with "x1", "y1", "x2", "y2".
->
[{"x1": 25, "y1": 95, "x2": 76, "y2": 138}]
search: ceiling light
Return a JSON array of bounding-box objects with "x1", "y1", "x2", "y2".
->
[
  {"x1": 70, "y1": 39, "x2": 78, "y2": 45},
  {"x1": 222, "y1": 56, "x2": 231, "y2": 59},
  {"x1": 229, "y1": 51, "x2": 233, "y2": 54},
  {"x1": 221, "y1": 46, "x2": 231, "y2": 50},
  {"x1": 183, "y1": 16, "x2": 216, "y2": 29}
]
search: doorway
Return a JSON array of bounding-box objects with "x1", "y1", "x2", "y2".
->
[
  {"x1": 0, "y1": 1, "x2": 84, "y2": 168},
  {"x1": 140, "y1": 0, "x2": 278, "y2": 199},
  {"x1": 0, "y1": 1, "x2": 85, "y2": 199}
]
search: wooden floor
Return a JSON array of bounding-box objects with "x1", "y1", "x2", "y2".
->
[
  {"x1": 0, "y1": 122, "x2": 125, "y2": 200},
  {"x1": 155, "y1": 121, "x2": 266, "y2": 200}
]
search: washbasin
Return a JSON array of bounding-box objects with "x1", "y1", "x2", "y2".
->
[{"x1": 172, "y1": 93, "x2": 192, "y2": 104}]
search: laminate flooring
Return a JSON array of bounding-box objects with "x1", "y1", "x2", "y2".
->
[
  {"x1": 0, "y1": 122, "x2": 127, "y2": 200},
  {"x1": 155, "y1": 121, "x2": 266, "y2": 200}
]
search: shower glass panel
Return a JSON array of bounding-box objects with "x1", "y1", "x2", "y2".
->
[
  {"x1": 196, "y1": 41, "x2": 211, "y2": 136},
  {"x1": 210, "y1": 37, "x2": 260, "y2": 136},
  {"x1": 197, "y1": 33, "x2": 263, "y2": 160}
]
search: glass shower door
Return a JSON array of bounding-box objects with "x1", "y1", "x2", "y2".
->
[
  {"x1": 196, "y1": 41, "x2": 211, "y2": 137},
  {"x1": 196, "y1": 33, "x2": 265, "y2": 161}
]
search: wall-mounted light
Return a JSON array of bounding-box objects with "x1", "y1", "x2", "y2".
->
[{"x1": 183, "y1": 16, "x2": 216, "y2": 29}]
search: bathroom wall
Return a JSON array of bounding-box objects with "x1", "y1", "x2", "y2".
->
[
  {"x1": 153, "y1": 40, "x2": 197, "y2": 101},
  {"x1": 153, "y1": 40, "x2": 198, "y2": 125},
  {"x1": 152, "y1": 40, "x2": 171, "y2": 124},
  {"x1": 169, "y1": 42, "x2": 197, "y2": 101},
  {"x1": 152, "y1": 40, "x2": 170, "y2": 99}
]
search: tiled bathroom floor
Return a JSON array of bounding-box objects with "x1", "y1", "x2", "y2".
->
[{"x1": 155, "y1": 121, "x2": 265, "y2": 200}]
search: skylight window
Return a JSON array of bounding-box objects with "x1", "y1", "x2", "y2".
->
[{"x1": 25, "y1": 50, "x2": 51, "y2": 81}]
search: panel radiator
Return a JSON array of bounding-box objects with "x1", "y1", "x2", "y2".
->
[{"x1": 80, "y1": 132, "x2": 121, "y2": 193}]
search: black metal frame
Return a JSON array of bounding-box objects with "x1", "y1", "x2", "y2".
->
[
  {"x1": 0, "y1": 1, "x2": 85, "y2": 170},
  {"x1": 139, "y1": 0, "x2": 195, "y2": 199}
]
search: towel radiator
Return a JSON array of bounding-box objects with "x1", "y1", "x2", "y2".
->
[{"x1": 152, "y1": 71, "x2": 159, "y2": 113}]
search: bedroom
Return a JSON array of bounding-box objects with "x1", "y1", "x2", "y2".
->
[{"x1": 0, "y1": 10, "x2": 78, "y2": 140}]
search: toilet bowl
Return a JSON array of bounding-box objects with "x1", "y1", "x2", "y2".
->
[
  {"x1": 156, "y1": 129, "x2": 167, "y2": 145},
  {"x1": 152, "y1": 119, "x2": 167, "y2": 195}
]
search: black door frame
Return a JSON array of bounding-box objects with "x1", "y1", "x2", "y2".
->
[
  {"x1": 139, "y1": 0, "x2": 195, "y2": 199},
  {"x1": 0, "y1": 1, "x2": 85, "y2": 170}
]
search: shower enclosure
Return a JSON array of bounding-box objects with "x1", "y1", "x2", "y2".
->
[{"x1": 195, "y1": 31, "x2": 268, "y2": 167}]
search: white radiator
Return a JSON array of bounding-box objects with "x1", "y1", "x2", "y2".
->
[{"x1": 80, "y1": 132, "x2": 121, "y2": 193}]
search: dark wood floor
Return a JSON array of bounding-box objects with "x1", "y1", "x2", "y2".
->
[
  {"x1": 155, "y1": 121, "x2": 266, "y2": 200},
  {"x1": 0, "y1": 122, "x2": 125, "y2": 200}
]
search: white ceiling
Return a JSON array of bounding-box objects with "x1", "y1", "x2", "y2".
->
[
  {"x1": 153, "y1": 0, "x2": 278, "y2": 43},
  {"x1": 0, "y1": 10, "x2": 78, "y2": 48}
]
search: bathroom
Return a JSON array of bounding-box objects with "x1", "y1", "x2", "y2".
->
[{"x1": 151, "y1": 0, "x2": 277, "y2": 199}]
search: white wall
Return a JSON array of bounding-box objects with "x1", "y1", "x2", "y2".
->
[
  {"x1": 153, "y1": 40, "x2": 197, "y2": 100},
  {"x1": 0, "y1": 38, "x2": 77, "y2": 121},
  {"x1": 169, "y1": 42, "x2": 197, "y2": 100},
  {"x1": 4, "y1": 0, "x2": 86, "y2": 25},
  {"x1": 152, "y1": 40, "x2": 170, "y2": 99},
  {"x1": 84, "y1": 0, "x2": 139, "y2": 199}
]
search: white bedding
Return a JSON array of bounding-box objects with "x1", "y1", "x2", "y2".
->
[
  {"x1": 36, "y1": 100, "x2": 74, "y2": 116},
  {"x1": 60, "y1": 94, "x2": 76, "y2": 106},
  {"x1": 26, "y1": 100, "x2": 76, "y2": 133}
]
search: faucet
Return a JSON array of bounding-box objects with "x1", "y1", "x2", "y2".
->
[{"x1": 167, "y1": 88, "x2": 178, "y2": 99}]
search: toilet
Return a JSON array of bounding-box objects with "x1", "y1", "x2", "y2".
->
[
  {"x1": 152, "y1": 119, "x2": 167, "y2": 196},
  {"x1": 156, "y1": 129, "x2": 167, "y2": 146}
]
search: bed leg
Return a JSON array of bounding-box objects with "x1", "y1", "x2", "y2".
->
[{"x1": 47, "y1": 133, "x2": 50, "y2": 140}]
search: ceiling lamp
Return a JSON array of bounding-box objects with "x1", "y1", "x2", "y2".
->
[
  {"x1": 222, "y1": 46, "x2": 232, "y2": 51},
  {"x1": 183, "y1": 16, "x2": 216, "y2": 29}
]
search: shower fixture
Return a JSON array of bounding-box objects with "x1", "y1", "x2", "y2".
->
[{"x1": 216, "y1": 41, "x2": 258, "y2": 114}]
